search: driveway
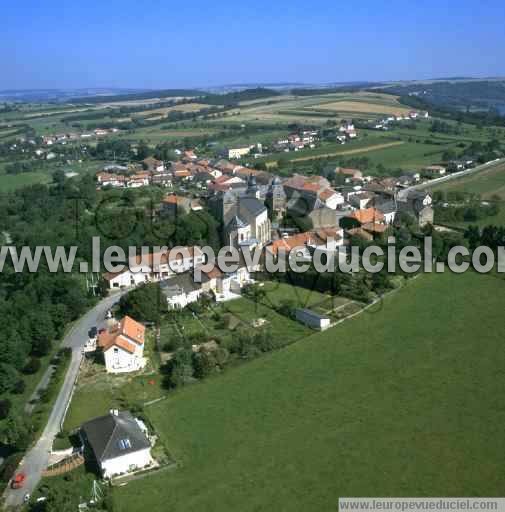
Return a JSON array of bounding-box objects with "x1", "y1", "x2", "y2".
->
[{"x1": 2, "y1": 291, "x2": 126, "y2": 509}]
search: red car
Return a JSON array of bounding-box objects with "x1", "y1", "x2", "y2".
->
[{"x1": 11, "y1": 473, "x2": 26, "y2": 489}]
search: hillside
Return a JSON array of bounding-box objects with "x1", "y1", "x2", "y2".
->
[{"x1": 112, "y1": 271, "x2": 505, "y2": 511}]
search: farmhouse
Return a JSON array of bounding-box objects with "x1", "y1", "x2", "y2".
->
[
  {"x1": 80, "y1": 410, "x2": 152, "y2": 479},
  {"x1": 97, "y1": 316, "x2": 146, "y2": 374}
]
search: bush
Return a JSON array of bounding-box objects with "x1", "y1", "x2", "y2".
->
[
  {"x1": 0, "y1": 399, "x2": 12, "y2": 420},
  {"x1": 22, "y1": 357, "x2": 41, "y2": 375},
  {"x1": 12, "y1": 379, "x2": 26, "y2": 395}
]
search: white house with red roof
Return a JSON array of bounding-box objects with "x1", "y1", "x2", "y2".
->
[{"x1": 98, "y1": 316, "x2": 146, "y2": 374}]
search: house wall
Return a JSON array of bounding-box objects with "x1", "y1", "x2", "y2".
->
[
  {"x1": 107, "y1": 271, "x2": 135, "y2": 289},
  {"x1": 167, "y1": 288, "x2": 203, "y2": 309},
  {"x1": 383, "y1": 211, "x2": 396, "y2": 224},
  {"x1": 104, "y1": 344, "x2": 144, "y2": 374},
  {"x1": 101, "y1": 447, "x2": 152, "y2": 478},
  {"x1": 324, "y1": 194, "x2": 345, "y2": 210}
]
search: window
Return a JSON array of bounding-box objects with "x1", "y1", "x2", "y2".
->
[{"x1": 117, "y1": 438, "x2": 132, "y2": 450}]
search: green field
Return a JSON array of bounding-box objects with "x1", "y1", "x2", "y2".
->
[
  {"x1": 431, "y1": 162, "x2": 505, "y2": 199},
  {"x1": 431, "y1": 162, "x2": 505, "y2": 227},
  {"x1": 351, "y1": 140, "x2": 451, "y2": 170},
  {"x1": 109, "y1": 271, "x2": 505, "y2": 511}
]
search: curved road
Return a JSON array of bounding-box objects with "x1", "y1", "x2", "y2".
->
[{"x1": 3, "y1": 292, "x2": 125, "y2": 509}]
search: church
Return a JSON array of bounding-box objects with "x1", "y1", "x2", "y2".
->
[{"x1": 210, "y1": 174, "x2": 271, "y2": 249}]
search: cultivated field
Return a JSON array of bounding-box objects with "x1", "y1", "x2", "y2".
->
[
  {"x1": 111, "y1": 271, "x2": 505, "y2": 511},
  {"x1": 315, "y1": 100, "x2": 410, "y2": 116}
]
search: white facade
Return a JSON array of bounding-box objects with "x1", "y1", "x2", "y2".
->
[
  {"x1": 228, "y1": 146, "x2": 252, "y2": 159},
  {"x1": 103, "y1": 344, "x2": 145, "y2": 374},
  {"x1": 383, "y1": 210, "x2": 396, "y2": 224},
  {"x1": 104, "y1": 248, "x2": 205, "y2": 289},
  {"x1": 166, "y1": 287, "x2": 203, "y2": 309},
  {"x1": 101, "y1": 447, "x2": 152, "y2": 478},
  {"x1": 322, "y1": 192, "x2": 345, "y2": 210}
]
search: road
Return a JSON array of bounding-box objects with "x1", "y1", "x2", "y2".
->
[
  {"x1": 2, "y1": 292, "x2": 125, "y2": 509},
  {"x1": 408, "y1": 158, "x2": 505, "y2": 192}
]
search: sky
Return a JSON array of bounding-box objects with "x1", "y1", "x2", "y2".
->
[{"x1": 1, "y1": 0, "x2": 505, "y2": 90}]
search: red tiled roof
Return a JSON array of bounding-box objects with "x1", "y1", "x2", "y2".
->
[
  {"x1": 128, "y1": 246, "x2": 202, "y2": 268},
  {"x1": 267, "y1": 229, "x2": 341, "y2": 256},
  {"x1": 98, "y1": 315, "x2": 145, "y2": 354},
  {"x1": 361, "y1": 222, "x2": 388, "y2": 234},
  {"x1": 349, "y1": 208, "x2": 385, "y2": 225},
  {"x1": 319, "y1": 188, "x2": 337, "y2": 200}
]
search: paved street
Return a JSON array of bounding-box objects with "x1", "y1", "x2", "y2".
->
[{"x1": 2, "y1": 292, "x2": 125, "y2": 509}]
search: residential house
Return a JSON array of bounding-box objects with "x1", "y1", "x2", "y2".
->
[
  {"x1": 160, "y1": 272, "x2": 204, "y2": 309},
  {"x1": 102, "y1": 246, "x2": 205, "y2": 289},
  {"x1": 375, "y1": 199, "x2": 397, "y2": 224},
  {"x1": 142, "y1": 157, "x2": 165, "y2": 173},
  {"x1": 97, "y1": 316, "x2": 146, "y2": 374},
  {"x1": 423, "y1": 165, "x2": 446, "y2": 178},
  {"x1": 349, "y1": 192, "x2": 375, "y2": 210},
  {"x1": 342, "y1": 207, "x2": 387, "y2": 237},
  {"x1": 160, "y1": 194, "x2": 191, "y2": 217},
  {"x1": 96, "y1": 172, "x2": 126, "y2": 188},
  {"x1": 227, "y1": 145, "x2": 253, "y2": 159},
  {"x1": 335, "y1": 167, "x2": 363, "y2": 181},
  {"x1": 80, "y1": 410, "x2": 152, "y2": 479},
  {"x1": 266, "y1": 228, "x2": 344, "y2": 261},
  {"x1": 397, "y1": 190, "x2": 434, "y2": 227}
]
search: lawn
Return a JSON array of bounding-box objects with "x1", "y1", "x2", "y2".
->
[
  {"x1": 259, "y1": 281, "x2": 331, "y2": 308},
  {"x1": 219, "y1": 295, "x2": 310, "y2": 345},
  {"x1": 63, "y1": 333, "x2": 165, "y2": 432},
  {"x1": 111, "y1": 271, "x2": 505, "y2": 511}
]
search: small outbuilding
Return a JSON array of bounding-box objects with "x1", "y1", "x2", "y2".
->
[{"x1": 295, "y1": 308, "x2": 331, "y2": 331}]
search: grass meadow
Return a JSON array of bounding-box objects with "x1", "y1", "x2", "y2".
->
[{"x1": 110, "y1": 271, "x2": 505, "y2": 511}]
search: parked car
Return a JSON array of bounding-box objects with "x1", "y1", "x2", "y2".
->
[{"x1": 11, "y1": 473, "x2": 26, "y2": 489}]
